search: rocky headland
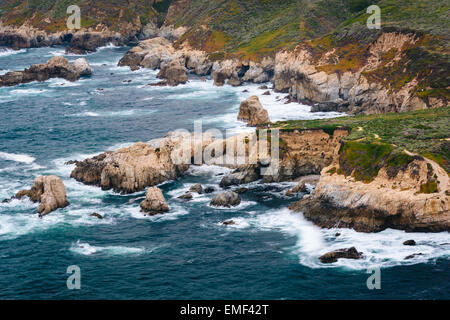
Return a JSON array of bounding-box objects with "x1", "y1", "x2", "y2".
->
[{"x1": 0, "y1": 56, "x2": 91, "y2": 87}]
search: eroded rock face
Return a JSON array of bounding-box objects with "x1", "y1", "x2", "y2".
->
[
  {"x1": 210, "y1": 191, "x2": 241, "y2": 208},
  {"x1": 118, "y1": 37, "x2": 178, "y2": 71},
  {"x1": 319, "y1": 247, "x2": 363, "y2": 263},
  {"x1": 189, "y1": 184, "x2": 203, "y2": 194},
  {"x1": 220, "y1": 165, "x2": 260, "y2": 187},
  {"x1": 0, "y1": 56, "x2": 92, "y2": 87},
  {"x1": 70, "y1": 132, "x2": 215, "y2": 194},
  {"x1": 290, "y1": 154, "x2": 450, "y2": 232},
  {"x1": 157, "y1": 60, "x2": 188, "y2": 86},
  {"x1": 140, "y1": 187, "x2": 169, "y2": 215},
  {"x1": 15, "y1": 176, "x2": 69, "y2": 216},
  {"x1": 71, "y1": 58, "x2": 92, "y2": 76},
  {"x1": 0, "y1": 25, "x2": 67, "y2": 49},
  {"x1": 237, "y1": 96, "x2": 270, "y2": 126},
  {"x1": 263, "y1": 129, "x2": 350, "y2": 183},
  {"x1": 272, "y1": 32, "x2": 436, "y2": 113}
]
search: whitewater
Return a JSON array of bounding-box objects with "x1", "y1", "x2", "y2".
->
[{"x1": 0, "y1": 45, "x2": 448, "y2": 299}]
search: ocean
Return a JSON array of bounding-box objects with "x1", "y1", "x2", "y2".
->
[{"x1": 0, "y1": 45, "x2": 448, "y2": 299}]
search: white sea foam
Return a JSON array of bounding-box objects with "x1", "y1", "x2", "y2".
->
[
  {"x1": 71, "y1": 109, "x2": 156, "y2": 118},
  {"x1": 128, "y1": 203, "x2": 189, "y2": 222},
  {"x1": 0, "y1": 152, "x2": 35, "y2": 164},
  {"x1": 186, "y1": 164, "x2": 231, "y2": 177},
  {"x1": 224, "y1": 208, "x2": 450, "y2": 270},
  {"x1": 69, "y1": 240, "x2": 149, "y2": 256},
  {"x1": 48, "y1": 78, "x2": 81, "y2": 87},
  {"x1": 10, "y1": 88, "x2": 48, "y2": 95},
  {"x1": 0, "y1": 48, "x2": 26, "y2": 57}
]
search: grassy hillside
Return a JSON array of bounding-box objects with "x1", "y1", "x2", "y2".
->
[
  {"x1": 0, "y1": 0, "x2": 174, "y2": 32},
  {"x1": 271, "y1": 106, "x2": 450, "y2": 174},
  {"x1": 172, "y1": 0, "x2": 371, "y2": 60}
]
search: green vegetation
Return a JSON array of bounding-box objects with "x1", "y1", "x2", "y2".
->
[
  {"x1": 337, "y1": 141, "x2": 417, "y2": 182},
  {"x1": 0, "y1": 0, "x2": 170, "y2": 31},
  {"x1": 272, "y1": 107, "x2": 450, "y2": 175},
  {"x1": 420, "y1": 181, "x2": 438, "y2": 194}
]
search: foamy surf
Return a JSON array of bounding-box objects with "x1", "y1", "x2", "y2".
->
[
  {"x1": 69, "y1": 240, "x2": 149, "y2": 256},
  {"x1": 223, "y1": 208, "x2": 450, "y2": 270},
  {"x1": 0, "y1": 152, "x2": 35, "y2": 164},
  {"x1": 70, "y1": 109, "x2": 156, "y2": 118},
  {"x1": 0, "y1": 48, "x2": 26, "y2": 57}
]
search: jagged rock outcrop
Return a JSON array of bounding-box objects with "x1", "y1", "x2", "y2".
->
[
  {"x1": 140, "y1": 187, "x2": 169, "y2": 215},
  {"x1": 237, "y1": 96, "x2": 270, "y2": 126},
  {"x1": 157, "y1": 60, "x2": 188, "y2": 86},
  {"x1": 118, "y1": 37, "x2": 211, "y2": 81},
  {"x1": 71, "y1": 58, "x2": 92, "y2": 76},
  {"x1": 118, "y1": 37, "x2": 179, "y2": 71},
  {"x1": 0, "y1": 25, "x2": 68, "y2": 49},
  {"x1": 319, "y1": 247, "x2": 363, "y2": 263},
  {"x1": 70, "y1": 132, "x2": 214, "y2": 194},
  {"x1": 210, "y1": 191, "x2": 241, "y2": 208},
  {"x1": 0, "y1": 56, "x2": 92, "y2": 87},
  {"x1": 242, "y1": 58, "x2": 274, "y2": 83},
  {"x1": 14, "y1": 175, "x2": 69, "y2": 216},
  {"x1": 273, "y1": 32, "x2": 442, "y2": 114},
  {"x1": 212, "y1": 59, "x2": 243, "y2": 86},
  {"x1": 290, "y1": 151, "x2": 450, "y2": 232},
  {"x1": 220, "y1": 165, "x2": 260, "y2": 187},
  {"x1": 263, "y1": 128, "x2": 350, "y2": 183}
]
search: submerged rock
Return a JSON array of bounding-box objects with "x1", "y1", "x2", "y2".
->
[
  {"x1": 210, "y1": 191, "x2": 241, "y2": 208},
  {"x1": 319, "y1": 247, "x2": 363, "y2": 263},
  {"x1": 204, "y1": 187, "x2": 216, "y2": 194},
  {"x1": 404, "y1": 253, "x2": 424, "y2": 260},
  {"x1": 90, "y1": 212, "x2": 103, "y2": 219},
  {"x1": 140, "y1": 187, "x2": 169, "y2": 216},
  {"x1": 237, "y1": 96, "x2": 270, "y2": 126},
  {"x1": 221, "y1": 220, "x2": 236, "y2": 226},
  {"x1": 234, "y1": 187, "x2": 248, "y2": 194},
  {"x1": 403, "y1": 240, "x2": 416, "y2": 246},
  {"x1": 15, "y1": 175, "x2": 69, "y2": 216}
]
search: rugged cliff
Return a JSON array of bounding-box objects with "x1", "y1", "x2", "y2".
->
[
  {"x1": 281, "y1": 107, "x2": 450, "y2": 232},
  {"x1": 0, "y1": 0, "x2": 175, "y2": 52},
  {"x1": 2, "y1": 1, "x2": 448, "y2": 110}
]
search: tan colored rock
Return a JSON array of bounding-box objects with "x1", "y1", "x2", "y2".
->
[
  {"x1": 140, "y1": 187, "x2": 169, "y2": 215},
  {"x1": 290, "y1": 154, "x2": 450, "y2": 232},
  {"x1": 71, "y1": 58, "x2": 92, "y2": 76},
  {"x1": 237, "y1": 96, "x2": 270, "y2": 126},
  {"x1": 0, "y1": 56, "x2": 93, "y2": 87},
  {"x1": 210, "y1": 191, "x2": 241, "y2": 208},
  {"x1": 15, "y1": 175, "x2": 69, "y2": 216},
  {"x1": 157, "y1": 60, "x2": 188, "y2": 86},
  {"x1": 71, "y1": 132, "x2": 215, "y2": 194}
]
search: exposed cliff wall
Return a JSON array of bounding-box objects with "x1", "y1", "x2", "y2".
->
[
  {"x1": 290, "y1": 142, "x2": 450, "y2": 232},
  {"x1": 0, "y1": 0, "x2": 175, "y2": 52}
]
